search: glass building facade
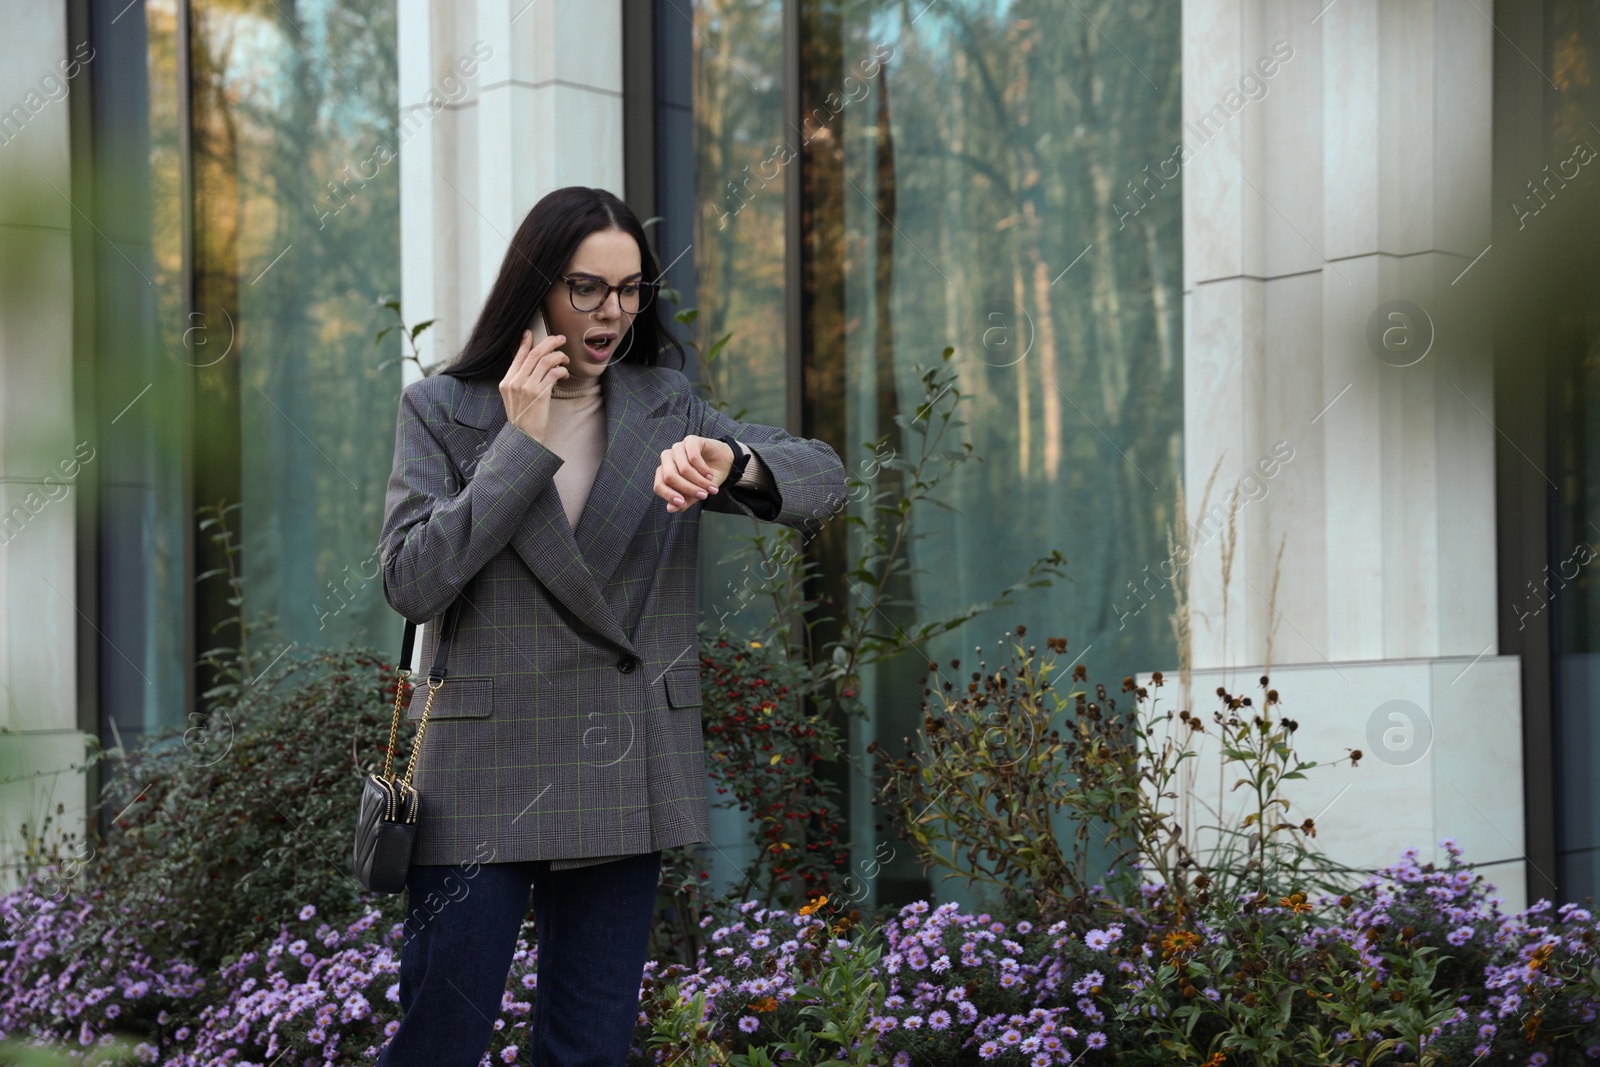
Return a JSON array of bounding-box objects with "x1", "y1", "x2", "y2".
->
[
  {"x1": 661, "y1": 0, "x2": 1184, "y2": 903},
  {"x1": 1530, "y1": 0, "x2": 1600, "y2": 907},
  {"x1": 86, "y1": 0, "x2": 402, "y2": 763},
  {"x1": 80, "y1": 0, "x2": 1180, "y2": 908}
]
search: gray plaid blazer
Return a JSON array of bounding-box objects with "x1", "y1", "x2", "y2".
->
[{"x1": 378, "y1": 358, "x2": 847, "y2": 866}]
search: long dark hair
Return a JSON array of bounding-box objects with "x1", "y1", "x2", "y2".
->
[{"x1": 442, "y1": 187, "x2": 687, "y2": 380}]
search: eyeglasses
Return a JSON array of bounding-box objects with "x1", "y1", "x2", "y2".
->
[{"x1": 561, "y1": 275, "x2": 659, "y2": 314}]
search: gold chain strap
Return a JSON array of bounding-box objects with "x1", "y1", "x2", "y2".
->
[
  {"x1": 382, "y1": 665, "x2": 411, "y2": 782},
  {"x1": 381, "y1": 611, "x2": 452, "y2": 825},
  {"x1": 399, "y1": 677, "x2": 441, "y2": 805}
]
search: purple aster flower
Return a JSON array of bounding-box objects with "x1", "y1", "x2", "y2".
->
[
  {"x1": 739, "y1": 1016, "x2": 760, "y2": 1033},
  {"x1": 929, "y1": 1009, "x2": 952, "y2": 1029},
  {"x1": 1086, "y1": 1032, "x2": 1107, "y2": 1049}
]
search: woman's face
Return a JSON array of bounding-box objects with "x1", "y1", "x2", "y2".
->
[{"x1": 539, "y1": 227, "x2": 644, "y2": 383}]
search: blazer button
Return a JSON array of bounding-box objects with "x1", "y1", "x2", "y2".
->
[{"x1": 617, "y1": 656, "x2": 637, "y2": 674}]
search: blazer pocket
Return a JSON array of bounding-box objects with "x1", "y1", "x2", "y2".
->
[
  {"x1": 405, "y1": 675, "x2": 494, "y2": 720},
  {"x1": 663, "y1": 665, "x2": 702, "y2": 708}
]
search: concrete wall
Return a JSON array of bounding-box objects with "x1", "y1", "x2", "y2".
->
[
  {"x1": 0, "y1": 0, "x2": 88, "y2": 892},
  {"x1": 1176, "y1": 0, "x2": 1525, "y2": 909}
]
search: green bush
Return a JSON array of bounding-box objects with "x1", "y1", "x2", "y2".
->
[{"x1": 73, "y1": 642, "x2": 409, "y2": 972}]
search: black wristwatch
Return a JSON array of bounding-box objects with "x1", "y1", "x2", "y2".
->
[{"x1": 716, "y1": 435, "x2": 750, "y2": 486}]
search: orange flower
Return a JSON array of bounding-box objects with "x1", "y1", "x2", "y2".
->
[
  {"x1": 798, "y1": 895, "x2": 829, "y2": 916},
  {"x1": 1278, "y1": 892, "x2": 1311, "y2": 915},
  {"x1": 747, "y1": 996, "x2": 778, "y2": 1013},
  {"x1": 1161, "y1": 929, "x2": 1202, "y2": 958}
]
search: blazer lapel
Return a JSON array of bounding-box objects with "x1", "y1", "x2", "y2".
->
[
  {"x1": 573, "y1": 360, "x2": 679, "y2": 587},
  {"x1": 448, "y1": 359, "x2": 680, "y2": 654}
]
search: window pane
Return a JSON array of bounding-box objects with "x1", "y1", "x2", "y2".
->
[
  {"x1": 189, "y1": 0, "x2": 399, "y2": 664},
  {"x1": 802, "y1": 0, "x2": 1183, "y2": 908},
  {"x1": 1544, "y1": 0, "x2": 1600, "y2": 907},
  {"x1": 682, "y1": 0, "x2": 792, "y2": 886},
  {"x1": 90, "y1": 0, "x2": 190, "y2": 744}
]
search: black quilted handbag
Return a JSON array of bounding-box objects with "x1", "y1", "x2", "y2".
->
[{"x1": 353, "y1": 597, "x2": 464, "y2": 894}]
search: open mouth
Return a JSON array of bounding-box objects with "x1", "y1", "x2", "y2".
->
[{"x1": 585, "y1": 331, "x2": 617, "y2": 356}]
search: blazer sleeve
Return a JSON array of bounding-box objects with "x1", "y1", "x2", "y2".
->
[
  {"x1": 678, "y1": 377, "x2": 849, "y2": 535},
  {"x1": 379, "y1": 382, "x2": 566, "y2": 624}
]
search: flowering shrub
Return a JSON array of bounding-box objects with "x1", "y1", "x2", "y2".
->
[
  {"x1": 1317, "y1": 841, "x2": 1600, "y2": 1064},
  {"x1": 0, "y1": 875, "x2": 207, "y2": 1057},
  {"x1": 67, "y1": 643, "x2": 412, "y2": 976},
  {"x1": 634, "y1": 893, "x2": 1143, "y2": 1064},
  {"x1": 694, "y1": 628, "x2": 852, "y2": 906},
  {"x1": 9, "y1": 564, "x2": 1600, "y2": 1067},
  {"x1": 869, "y1": 899, "x2": 1133, "y2": 1065},
  {"x1": 10, "y1": 856, "x2": 1600, "y2": 1065}
]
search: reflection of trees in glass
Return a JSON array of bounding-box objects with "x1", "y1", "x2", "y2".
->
[
  {"x1": 809, "y1": 0, "x2": 1181, "y2": 906},
  {"x1": 689, "y1": 0, "x2": 796, "y2": 886},
  {"x1": 139, "y1": 0, "x2": 191, "y2": 737},
  {"x1": 190, "y1": 0, "x2": 398, "y2": 667},
  {"x1": 692, "y1": 0, "x2": 787, "y2": 428},
  {"x1": 1539, "y1": 0, "x2": 1600, "y2": 908}
]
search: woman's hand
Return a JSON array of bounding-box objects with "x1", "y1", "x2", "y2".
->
[
  {"x1": 500, "y1": 328, "x2": 569, "y2": 445},
  {"x1": 655, "y1": 435, "x2": 736, "y2": 513}
]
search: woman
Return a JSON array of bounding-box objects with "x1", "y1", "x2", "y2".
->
[{"x1": 374, "y1": 186, "x2": 847, "y2": 1067}]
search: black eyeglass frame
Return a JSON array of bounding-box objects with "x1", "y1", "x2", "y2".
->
[{"x1": 560, "y1": 274, "x2": 660, "y2": 314}]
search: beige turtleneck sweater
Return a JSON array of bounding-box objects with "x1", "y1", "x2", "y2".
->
[{"x1": 542, "y1": 370, "x2": 774, "y2": 870}]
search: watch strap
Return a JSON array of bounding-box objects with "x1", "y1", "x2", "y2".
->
[{"x1": 717, "y1": 435, "x2": 751, "y2": 486}]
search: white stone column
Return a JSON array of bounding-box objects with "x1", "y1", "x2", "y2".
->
[
  {"x1": 1178, "y1": 0, "x2": 1525, "y2": 908},
  {"x1": 398, "y1": 0, "x2": 625, "y2": 379},
  {"x1": 0, "y1": 1, "x2": 86, "y2": 894}
]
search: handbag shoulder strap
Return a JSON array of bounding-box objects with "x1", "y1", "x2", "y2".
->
[
  {"x1": 383, "y1": 597, "x2": 465, "y2": 787},
  {"x1": 397, "y1": 596, "x2": 465, "y2": 682}
]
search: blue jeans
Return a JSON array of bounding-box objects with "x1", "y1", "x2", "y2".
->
[{"x1": 377, "y1": 851, "x2": 662, "y2": 1067}]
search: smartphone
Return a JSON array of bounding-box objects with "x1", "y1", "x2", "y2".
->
[{"x1": 529, "y1": 308, "x2": 550, "y2": 348}]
